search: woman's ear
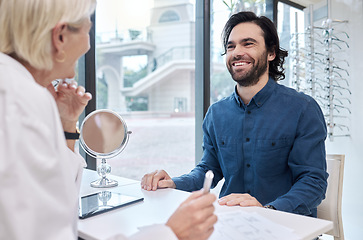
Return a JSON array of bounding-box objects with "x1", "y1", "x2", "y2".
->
[{"x1": 52, "y1": 23, "x2": 67, "y2": 53}]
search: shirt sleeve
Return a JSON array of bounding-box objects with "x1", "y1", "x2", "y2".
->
[
  {"x1": 172, "y1": 109, "x2": 224, "y2": 192},
  {"x1": 269, "y1": 98, "x2": 328, "y2": 216},
  {"x1": 106, "y1": 224, "x2": 177, "y2": 240},
  {"x1": 0, "y1": 91, "x2": 85, "y2": 239}
]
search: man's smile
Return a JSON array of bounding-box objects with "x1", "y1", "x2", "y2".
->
[
  {"x1": 231, "y1": 60, "x2": 252, "y2": 71},
  {"x1": 233, "y1": 61, "x2": 248, "y2": 66}
]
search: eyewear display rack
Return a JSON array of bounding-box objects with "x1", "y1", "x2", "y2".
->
[{"x1": 290, "y1": 1, "x2": 350, "y2": 141}]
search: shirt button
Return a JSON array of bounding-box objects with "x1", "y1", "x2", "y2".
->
[
  {"x1": 247, "y1": 110, "x2": 251, "y2": 114},
  {"x1": 272, "y1": 142, "x2": 276, "y2": 146},
  {"x1": 246, "y1": 138, "x2": 250, "y2": 142},
  {"x1": 221, "y1": 141, "x2": 225, "y2": 145},
  {"x1": 246, "y1": 163, "x2": 251, "y2": 168}
]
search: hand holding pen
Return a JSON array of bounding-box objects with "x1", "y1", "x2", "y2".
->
[{"x1": 166, "y1": 170, "x2": 217, "y2": 240}]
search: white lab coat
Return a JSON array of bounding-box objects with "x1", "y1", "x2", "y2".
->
[{"x1": 0, "y1": 53, "x2": 177, "y2": 240}]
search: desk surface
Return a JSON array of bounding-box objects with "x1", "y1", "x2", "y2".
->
[{"x1": 78, "y1": 169, "x2": 333, "y2": 240}]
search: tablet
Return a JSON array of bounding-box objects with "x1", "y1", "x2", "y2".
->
[{"x1": 79, "y1": 191, "x2": 144, "y2": 219}]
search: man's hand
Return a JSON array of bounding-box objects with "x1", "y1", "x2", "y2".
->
[
  {"x1": 47, "y1": 79, "x2": 92, "y2": 132},
  {"x1": 141, "y1": 170, "x2": 176, "y2": 191},
  {"x1": 166, "y1": 190, "x2": 217, "y2": 240},
  {"x1": 218, "y1": 193, "x2": 263, "y2": 207}
]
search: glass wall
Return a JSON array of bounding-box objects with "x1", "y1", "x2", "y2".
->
[
  {"x1": 95, "y1": 0, "x2": 196, "y2": 180},
  {"x1": 85, "y1": 0, "x2": 305, "y2": 180},
  {"x1": 276, "y1": 1, "x2": 305, "y2": 87}
]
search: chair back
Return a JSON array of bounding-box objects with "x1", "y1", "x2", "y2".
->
[{"x1": 317, "y1": 154, "x2": 345, "y2": 240}]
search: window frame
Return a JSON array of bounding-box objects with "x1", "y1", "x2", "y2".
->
[{"x1": 78, "y1": 13, "x2": 97, "y2": 170}]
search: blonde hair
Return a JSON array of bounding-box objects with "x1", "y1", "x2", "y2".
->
[{"x1": 0, "y1": 0, "x2": 96, "y2": 70}]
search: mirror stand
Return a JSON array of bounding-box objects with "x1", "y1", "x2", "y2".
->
[
  {"x1": 80, "y1": 109, "x2": 131, "y2": 189},
  {"x1": 90, "y1": 158, "x2": 118, "y2": 188}
]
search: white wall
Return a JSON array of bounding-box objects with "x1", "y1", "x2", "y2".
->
[
  {"x1": 149, "y1": 2, "x2": 195, "y2": 59},
  {"x1": 148, "y1": 69, "x2": 193, "y2": 112},
  {"x1": 323, "y1": 1, "x2": 363, "y2": 239}
]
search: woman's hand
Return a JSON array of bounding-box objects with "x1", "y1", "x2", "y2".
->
[
  {"x1": 47, "y1": 79, "x2": 92, "y2": 132},
  {"x1": 166, "y1": 190, "x2": 217, "y2": 240}
]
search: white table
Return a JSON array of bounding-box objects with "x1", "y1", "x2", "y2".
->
[{"x1": 78, "y1": 169, "x2": 333, "y2": 240}]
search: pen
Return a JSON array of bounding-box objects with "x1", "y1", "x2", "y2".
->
[{"x1": 202, "y1": 170, "x2": 214, "y2": 194}]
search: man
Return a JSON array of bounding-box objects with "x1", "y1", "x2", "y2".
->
[{"x1": 141, "y1": 11, "x2": 328, "y2": 217}]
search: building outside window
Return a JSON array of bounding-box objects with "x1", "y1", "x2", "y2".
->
[{"x1": 95, "y1": 0, "x2": 196, "y2": 180}]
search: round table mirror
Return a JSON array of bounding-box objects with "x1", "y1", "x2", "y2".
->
[{"x1": 79, "y1": 109, "x2": 131, "y2": 188}]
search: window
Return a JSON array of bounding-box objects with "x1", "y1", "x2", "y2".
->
[
  {"x1": 159, "y1": 10, "x2": 180, "y2": 23},
  {"x1": 276, "y1": 1, "x2": 305, "y2": 87},
  {"x1": 84, "y1": 0, "x2": 281, "y2": 179},
  {"x1": 174, "y1": 97, "x2": 187, "y2": 112},
  {"x1": 94, "y1": 0, "x2": 196, "y2": 180}
]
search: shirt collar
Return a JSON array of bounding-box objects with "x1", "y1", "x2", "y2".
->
[
  {"x1": 233, "y1": 86, "x2": 244, "y2": 107},
  {"x1": 0, "y1": 52, "x2": 34, "y2": 81},
  {"x1": 233, "y1": 77, "x2": 277, "y2": 108}
]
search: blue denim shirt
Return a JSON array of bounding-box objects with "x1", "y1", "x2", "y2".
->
[{"x1": 173, "y1": 78, "x2": 328, "y2": 217}]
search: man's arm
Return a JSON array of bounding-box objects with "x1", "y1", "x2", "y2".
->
[
  {"x1": 268, "y1": 99, "x2": 328, "y2": 216},
  {"x1": 141, "y1": 109, "x2": 223, "y2": 192},
  {"x1": 172, "y1": 111, "x2": 224, "y2": 192}
]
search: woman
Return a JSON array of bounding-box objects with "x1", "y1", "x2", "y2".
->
[{"x1": 0, "y1": 0, "x2": 217, "y2": 239}]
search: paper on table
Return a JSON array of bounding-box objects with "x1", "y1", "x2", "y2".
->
[{"x1": 210, "y1": 210, "x2": 301, "y2": 240}]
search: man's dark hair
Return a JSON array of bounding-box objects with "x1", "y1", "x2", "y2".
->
[{"x1": 221, "y1": 11, "x2": 288, "y2": 81}]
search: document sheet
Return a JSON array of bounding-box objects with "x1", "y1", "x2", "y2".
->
[{"x1": 210, "y1": 210, "x2": 301, "y2": 240}]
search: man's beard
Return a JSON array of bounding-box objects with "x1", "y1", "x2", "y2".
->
[{"x1": 228, "y1": 51, "x2": 268, "y2": 87}]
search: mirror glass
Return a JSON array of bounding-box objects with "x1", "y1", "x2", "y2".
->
[{"x1": 80, "y1": 109, "x2": 131, "y2": 188}]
